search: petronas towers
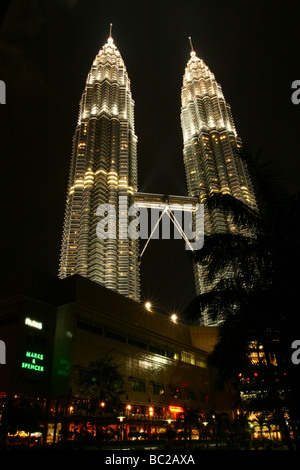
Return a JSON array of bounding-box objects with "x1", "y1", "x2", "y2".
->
[
  {"x1": 181, "y1": 42, "x2": 257, "y2": 304},
  {"x1": 58, "y1": 29, "x2": 257, "y2": 324},
  {"x1": 58, "y1": 30, "x2": 139, "y2": 301}
]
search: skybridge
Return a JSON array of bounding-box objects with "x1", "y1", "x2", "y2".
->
[{"x1": 134, "y1": 192, "x2": 202, "y2": 259}]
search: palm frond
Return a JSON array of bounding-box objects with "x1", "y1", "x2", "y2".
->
[
  {"x1": 184, "y1": 280, "x2": 249, "y2": 323},
  {"x1": 204, "y1": 193, "x2": 262, "y2": 233},
  {"x1": 194, "y1": 232, "x2": 273, "y2": 284},
  {"x1": 207, "y1": 312, "x2": 251, "y2": 386}
]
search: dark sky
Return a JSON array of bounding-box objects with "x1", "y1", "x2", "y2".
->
[{"x1": 0, "y1": 0, "x2": 299, "y2": 315}]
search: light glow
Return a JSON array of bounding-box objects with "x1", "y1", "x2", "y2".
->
[
  {"x1": 169, "y1": 406, "x2": 184, "y2": 414},
  {"x1": 25, "y1": 317, "x2": 42, "y2": 330}
]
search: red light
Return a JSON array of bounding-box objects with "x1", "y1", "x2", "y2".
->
[
  {"x1": 254, "y1": 372, "x2": 258, "y2": 377},
  {"x1": 169, "y1": 406, "x2": 184, "y2": 413}
]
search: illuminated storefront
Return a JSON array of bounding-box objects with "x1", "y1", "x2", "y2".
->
[{"x1": 0, "y1": 273, "x2": 235, "y2": 446}]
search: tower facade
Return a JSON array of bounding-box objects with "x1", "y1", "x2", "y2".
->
[
  {"x1": 59, "y1": 31, "x2": 140, "y2": 301},
  {"x1": 181, "y1": 44, "x2": 257, "y2": 323}
]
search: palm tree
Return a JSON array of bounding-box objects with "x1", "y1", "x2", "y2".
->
[{"x1": 185, "y1": 185, "x2": 300, "y2": 450}]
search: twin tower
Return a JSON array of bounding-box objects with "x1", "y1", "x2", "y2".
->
[{"x1": 58, "y1": 29, "x2": 257, "y2": 324}]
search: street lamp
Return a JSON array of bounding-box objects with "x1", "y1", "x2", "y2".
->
[
  {"x1": 117, "y1": 415, "x2": 125, "y2": 447},
  {"x1": 202, "y1": 421, "x2": 208, "y2": 449},
  {"x1": 171, "y1": 313, "x2": 178, "y2": 323}
]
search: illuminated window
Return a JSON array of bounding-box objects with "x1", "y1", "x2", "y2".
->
[
  {"x1": 153, "y1": 383, "x2": 165, "y2": 395},
  {"x1": 181, "y1": 351, "x2": 196, "y2": 365}
]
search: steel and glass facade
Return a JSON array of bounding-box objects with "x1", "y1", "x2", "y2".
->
[
  {"x1": 181, "y1": 46, "x2": 257, "y2": 324},
  {"x1": 59, "y1": 33, "x2": 140, "y2": 301},
  {"x1": 59, "y1": 32, "x2": 257, "y2": 322}
]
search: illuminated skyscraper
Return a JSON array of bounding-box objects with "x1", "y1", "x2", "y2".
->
[
  {"x1": 181, "y1": 40, "x2": 257, "y2": 323},
  {"x1": 59, "y1": 28, "x2": 140, "y2": 301},
  {"x1": 59, "y1": 30, "x2": 257, "y2": 318}
]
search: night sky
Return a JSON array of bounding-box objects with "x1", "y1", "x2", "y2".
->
[{"x1": 0, "y1": 0, "x2": 299, "y2": 315}]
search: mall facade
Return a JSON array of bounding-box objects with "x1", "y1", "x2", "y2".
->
[{"x1": 0, "y1": 273, "x2": 234, "y2": 444}]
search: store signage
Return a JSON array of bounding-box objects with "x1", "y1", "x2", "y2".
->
[
  {"x1": 21, "y1": 351, "x2": 44, "y2": 372},
  {"x1": 25, "y1": 317, "x2": 43, "y2": 330},
  {"x1": 169, "y1": 406, "x2": 184, "y2": 414}
]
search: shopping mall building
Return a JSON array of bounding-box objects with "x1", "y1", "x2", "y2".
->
[{"x1": 0, "y1": 273, "x2": 234, "y2": 444}]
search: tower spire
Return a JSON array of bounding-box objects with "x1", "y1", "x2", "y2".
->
[
  {"x1": 107, "y1": 23, "x2": 114, "y2": 46},
  {"x1": 188, "y1": 36, "x2": 196, "y2": 58}
]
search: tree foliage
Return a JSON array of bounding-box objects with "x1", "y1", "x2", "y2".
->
[
  {"x1": 185, "y1": 173, "x2": 300, "y2": 448},
  {"x1": 75, "y1": 354, "x2": 125, "y2": 415}
]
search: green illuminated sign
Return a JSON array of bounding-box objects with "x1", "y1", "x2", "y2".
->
[
  {"x1": 58, "y1": 358, "x2": 71, "y2": 376},
  {"x1": 21, "y1": 351, "x2": 44, "y2": 372}
]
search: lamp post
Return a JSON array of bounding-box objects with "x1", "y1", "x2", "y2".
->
[
  {"x1": 203, "y1": 421, "x2": 208, "y2": 449},
  {"x1": 148, "y1": 407, "x2": 154, "y2": 440},
  {"x1": 118, "y1": 415, "x2": 125, "y2": 449}
]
